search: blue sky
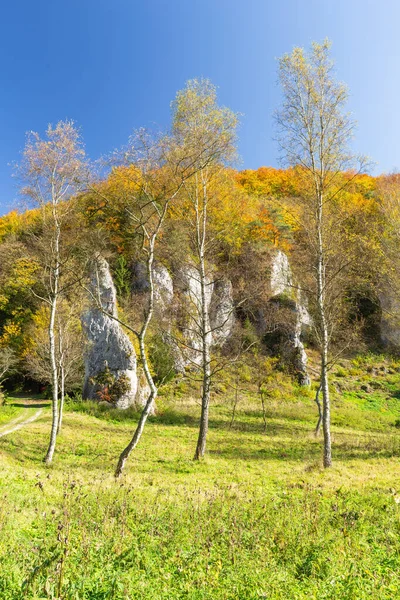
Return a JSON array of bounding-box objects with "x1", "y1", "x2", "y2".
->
[{"x1": 0, "y1": 0, "x2": 399, "y2": 213}]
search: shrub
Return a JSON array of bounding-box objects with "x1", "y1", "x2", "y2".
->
[
  {"x1": 89, "y1": 367, "x2": 132, "y2": 404},
  {"x1": 335, "y1": 366, "x2": 347, "y2": 378},
  {"x1": 148, "y1": 333, "x2": 177, "y2": 384},
  {"x1": 0, "y1": 388, "x2": 8, "y2": 406}
]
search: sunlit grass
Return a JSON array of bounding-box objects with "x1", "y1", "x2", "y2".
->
[{"x1": 1, "y1": 354, "x2": 400, "y2": 598}]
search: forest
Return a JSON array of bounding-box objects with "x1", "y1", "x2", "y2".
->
[{"x1": 1, "y1": 41, "x2": 400, "y2": 599}]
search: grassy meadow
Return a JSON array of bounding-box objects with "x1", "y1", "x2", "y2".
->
[{"x1": 1, "y1": 354, "x2": 400, "y2": 599}]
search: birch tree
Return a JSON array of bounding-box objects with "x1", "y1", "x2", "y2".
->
[
  {"x1": 86, "y1": 81, "x2": 236, "y2": 475},
  {"x1": 110, "y1": 131, "x2": 188, "y2": 477},
  {"x1": 171, "y1": 79, "x2": 238, "y2": 459},
  {"x1": 18, "y1": 121, "x2": 86, "y2": 463},
  {"x1": 85, "y1": 127, "x2": 206, "y2": 477},
  {"x1": 276, "y1": 40, "x2": 367, "y2": 467}
]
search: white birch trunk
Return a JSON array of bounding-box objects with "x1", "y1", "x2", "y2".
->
[
  {"x1": 115, "y1": 238, "x2": 158, "y2": 477},
  {"x1": 45, "y1": 293, "x2": 59, "y2": 461},
  {"x1": 44, "y1": 212, "x2": 60, "y2": 464},
  {"x1": 194, "y1": 172, "x2": 212, "y2": 459},
  {"x1": 316, "y1": 192, "x2": 332, "y2": 467}
]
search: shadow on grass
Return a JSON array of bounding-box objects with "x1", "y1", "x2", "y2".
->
[
  {"x1": 68, "y1": 402, "x2": 397, "y2": 444},
  {"x1": 10, "y1": 402, "x2": 50, "y2": 409},
  {"x1": 3, "y1": 400, "x2": 399, "y2": 470},
  {"x1": 207, "y1": 433, "x2": 400, "y2": 462},
  {"x1": 87, "y1": 406, "x2": 315, "y2": 439}
]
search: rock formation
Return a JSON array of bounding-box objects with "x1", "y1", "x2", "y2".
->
[
  {"x1": 172, "y1": 265, "x2": 213, "y2": 368},
  {"x1": 209, "y1": 278, "x2": 235, "y2": 346},
  {"x1": 270, "y1": 249, "x2": 293, "y2": 297},
  {"x1": 153, "y1": 264, "x2": 174, "y2": 316},
  {"x1": 268, "y1": 250, "x2": 311, "y2": 385},
  {"x1": 82, "y1": 257, "x2": 138, "y2": 409},
  {"x1": 81, "y1": 253, "x2": 311, "y2": 404},
  {"x1": 172, "y1": 266, "x2": 235, "y2": 369}
]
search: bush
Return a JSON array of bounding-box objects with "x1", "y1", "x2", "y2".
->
[
  {"x1": 89, "y1": 367, "x2": 132, "y2": 404},
  {"x1": 335, "y1": 366, "x2": 347, "y2": 378},
  {"x1": 149, "y1": 334, "x2": 177, "y2": 384},
  {"x1": 0, "y1": 388, "x2": 8, "y2": 406}
]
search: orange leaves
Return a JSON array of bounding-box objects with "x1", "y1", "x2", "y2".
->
[{"x1": 235, "y1": 167, "x2": 382, "y2": 251}]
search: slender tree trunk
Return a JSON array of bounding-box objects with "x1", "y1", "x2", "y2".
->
[
  {"x1": 114, "y1": 239, "x2": 158, "y2": 478},
  {"x1": 115, "y1": 337, "x2": 157, "y2": 477},
  {"x1": 194, "y1": 365, "x2": 211, "y2": 459},
  {"x1": 314, "y1": 383, "x2": 322, "y2": 436},
  {"x1": 45, "y1": 220, "x2": 60, "y2": 464},
  {"x1": 259, "y1": 384, "x2": 267, "y2": 432},
  {"x1": 194, "y1": 174, "x2": 212, "y2": 460},
  {"x1": 111, "y1": 185, "x2": 183, "y2": 479},
  {"x1": 229, "y1": 377, "x2": 240, "y2": 429},
  {"x1": 45, "y1": 297, "x2": 59, "y2": 464},
  {"x1": 316, "y1": 191, "x2": 332, "y2": 467},
  {"x1": 320, "y1": 342, "x2": 332, "y2": 467},
  {"x1": 57, "y1": 365, "x2": 65, "y2": 434},
  {"x1": 57, "y1": 324, "x2": 64, "y2": 434},
  {"x1": 193, "y1": 313, "x2": 212, "y2": 459}
]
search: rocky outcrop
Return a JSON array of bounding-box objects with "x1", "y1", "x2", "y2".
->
[
  {"x1": 292, "y1": 310, "x2": 311, "y2": 386},
  {"x1": 268, "y1": 250, "x2": 311, "y2": 386},
  {"x1": 82, "y1": 257, "x2": 138, "y2": 409},
  {"x1": 130, "y1": 260, "x2": 236, "y2": 371},
  {"x1": 177, "y1": 265, "x2": 214, "y2": 316},
  {"x1": 270, "y1": 250, "x2": 293, "y2": 297},
  {"x1": 172, "y1": 266, "x2": 236, "y2": 369},
  {"x1": 106, "y1": 252, "x2": 309, "y2": 385},
  {"x1": 173, "y1": 266, "x2": 214, "y2": 368},
  {"x1": 153, "y1": 264, "x2": 174, "y2": 316},
  {"x1": 81, "y1": 249, "x2": 312, "y2": 398},
  {"x1": 209, "y1": 279, "x2": 235, "y2": 346}
]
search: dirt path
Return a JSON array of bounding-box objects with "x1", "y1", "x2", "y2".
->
[{"x1": 0, "y1": 400, "x2": 47, "y2": 438}]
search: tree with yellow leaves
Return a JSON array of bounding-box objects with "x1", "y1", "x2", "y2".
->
[
  {"x1": 17, "y1": 120, "x2": 87, "y2": 464},
  {"x1": 171, "y1": 78, "x2": 239, "y2": 459},
  {"x1": 276, "y1": 40, "x2": 368, "y2": 467}
]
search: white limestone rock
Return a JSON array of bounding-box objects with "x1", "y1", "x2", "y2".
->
[
  {"x1": 153, "y1": 264, "x2": 174, "y2": 315},
  {"x1": 270, "y1": 250, "x2": 293, "y2": 297},
  {"x1": 82, "y1": 257, "x2": 138, "y2": 409},
  {"x1": 209, "y1": 278, "x2": 235, "y2": 346},
  {"x1": 269, "y1": 250, "x2": 311, "y2": 386},
  {"x1": 174, "y1": 265, "x2": 214, "y2": 368}
]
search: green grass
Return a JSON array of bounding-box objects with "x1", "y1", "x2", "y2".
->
[
  {"x1": 1, "y1": 356, "x2": 400, "y2": 598},
  {"x1": 0, "y1": 403, "x2": 21, "y2": 425}
]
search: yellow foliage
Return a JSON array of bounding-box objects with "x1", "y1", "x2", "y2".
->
[
  {"x1": 0, "y1": 323, "x2": 22, "y2": 348},
  {"x1": 0, "y1": 208, "x2": 40, "y2": 242}
]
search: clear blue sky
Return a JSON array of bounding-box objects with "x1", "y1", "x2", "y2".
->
[{"x1": 0, "y1": 0, "x2": 399, "y2": 213}]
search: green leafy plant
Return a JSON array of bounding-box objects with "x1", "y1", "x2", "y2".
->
[{"x1": 90, "y1": 366, "x2": 131, "y2": 404}]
